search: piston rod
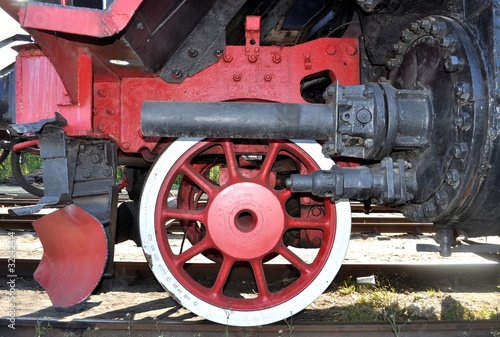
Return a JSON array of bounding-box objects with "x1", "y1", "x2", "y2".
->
[{"x1": 142, "y1": 101, "x2": 335, "y2": 140}]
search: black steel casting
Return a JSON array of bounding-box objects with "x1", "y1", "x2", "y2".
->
[
  {"x1": 323, "y1": 81, "x2": 432, "y2": 160},
  {"x1": 286, "y1": 157, "x2": 417, "y2": 206},
  {"x1": 159, "y1": 0, "x2": 246, "y2": 83}
]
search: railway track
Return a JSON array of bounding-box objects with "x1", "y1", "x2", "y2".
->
[
  {"x1": 1, "y1": 316, "x2": 498, "y2": 337},
  {"x1": 3, "y1": 258, "x2": 499, "y2": 283},
  {"x1": 0, "y1": 194, "x2": 435, "y2": 233}
]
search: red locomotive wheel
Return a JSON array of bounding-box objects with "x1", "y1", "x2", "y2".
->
[{"x1": 140, "y1": 138, "x2": 351, "y2": 326}]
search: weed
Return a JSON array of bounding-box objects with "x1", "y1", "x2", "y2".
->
[{"x1": 34, "y1": 321, "x2": 52, "y2": 337}]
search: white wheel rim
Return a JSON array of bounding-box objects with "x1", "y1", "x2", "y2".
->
[{"x1": 140, "y1": 138, "x2": 351, "y2": 326}]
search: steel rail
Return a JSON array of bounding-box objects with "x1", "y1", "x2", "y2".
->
[
  {"x1": 2, "y1": 258, "x2": 498, "y2": 283},
  {"x1": 1, "y1": 316, "x2": 498, "y2": 337}
]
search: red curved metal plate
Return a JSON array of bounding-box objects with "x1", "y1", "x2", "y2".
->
[{"x1": 33, "y1": 204, "x2": 108, "y2": 308}]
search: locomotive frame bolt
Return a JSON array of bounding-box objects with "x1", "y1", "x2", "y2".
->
[
  {"x1": 386, "y1": 58, "x2": 398, "y2": 70},
  {"x1": 434, "y1": 191, "x2": 449, "y2": 205},
  {"x1": 452, "y1": 143, "x2": 468, "y2": 159},
  {"x1": 430, "y1": 22, "x2": 447, "y2": 37},
  {"x1": 409, "y1": 22, "x2": 420, "y2": 32},
  {"x1": 454, "y1": 82, "x2": 472, "y2": 100},
  {"x1": 223, "y1": 53, "x2": 233, "y2": 62},
  {"x1": 272, "y1": 53, "x2": 282, "y2": 63},
  {"x1": 401, "y1": 30, "x2": 414, "y2": 43},
  {"x1": 439, "y1": 34, "x2": 457, "y2": 49},
  {"x1": 188, "y1": 48, "x2": 199, "y2": 58},
  {"x1": 393, "y1": 43, "x2": 405, "y2": 54},
  {"x1": 172, "y1": 69, "x2": 183, "y2": 79},
  {"x1": 445, "y1": 169, "x2": 460, "y2": 187},
  {"x1": 444, "y1": 55, "x2": 463, "y2": 72},
  {"x1": 453, "y1": 112, "x2": 471, "y2": 130},
  {"x1": 423, "y1": 202, "x2": 437, "y2": 217},
  {"x1": 420, "y1": 19, "x2": 432, "y2": 32}
]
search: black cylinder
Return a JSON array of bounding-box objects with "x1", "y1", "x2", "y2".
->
[{"x1": 141, "y1": 101, "x2": 335, "y2": 140}]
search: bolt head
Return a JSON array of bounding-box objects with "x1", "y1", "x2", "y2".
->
[
  {"x1": 445, "y1": 169, "x2": 460, "y2": 187},
  {"x1": 444, "y1": 55, "x2": 461, "y2": 72},
  {"x1": 423, "y1": 203, "x2": 437, "y2": 217},
  {"x1": 451, "y1": 143, "x2": 468, "y2": 159},
  {"x1": 434, "y1": 191, "x2": 449, "y2": 205},
  {"x1": 454, "y1": 82, "x2": 472, "y2": 100}
]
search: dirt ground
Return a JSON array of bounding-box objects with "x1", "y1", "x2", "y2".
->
[{"x1": 0, "y1": 227, "x2": 499, "y2": 324}]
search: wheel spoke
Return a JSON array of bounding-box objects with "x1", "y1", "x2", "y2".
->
[
  {"x1": 275, "y1": 188, "x2": 292, "y2": 203},
  {"x1": 221, "y1": 141, "x2": 241, "y2": 182},
  {"x1": 174, "y1": 237, "x2": 213, "y2": 266},
  {"x1": 161, "y1": 207, "x2": 206, "y2": 223},
  {"x1": 277, "y1": 245, "x2": 310, "y2": 276},
  {"x1": 181, "y1": 163, "x2": 219, "y2": 197},
  {"x1": 256, "y1": 142, "x2": 281, "y2": 184},
  {"x1": 285, "y1": 216, "x2": 329, "y2": 230},
  {"x1": 250, "y1": 259, "x2": 270, "y2": 299},
  {"x1": 210, "y1": 256, "x2": 234, "y2": 295}
]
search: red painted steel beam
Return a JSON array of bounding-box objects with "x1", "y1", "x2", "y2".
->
[
  {"x1": 14, "y1": 36, "x2": 359, "y2": 151},
  {"x1": 18, "y1": 0, "x2": 143, "y2": 38}
]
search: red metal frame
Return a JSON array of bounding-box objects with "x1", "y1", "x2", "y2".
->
[{"x1": 13, "y1": 6, "x2": 360, "y2": 155}]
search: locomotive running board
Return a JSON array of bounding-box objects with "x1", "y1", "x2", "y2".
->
[{"x1": 32, "y1": 204, "x2": 108, "y2": 307}]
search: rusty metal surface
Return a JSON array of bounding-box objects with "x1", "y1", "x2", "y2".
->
[
  {"x1": 1, "y1": 316, "x2": 498, "y2": 337},
  {"x1": 32, "y1": 204, "x2": 108, "y2": 308}
]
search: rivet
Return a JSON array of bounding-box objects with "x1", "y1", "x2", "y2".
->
[
  {"x1": 82, "y1": 171, "x2": 91, "y2": 179},
  {"x1": 188, "y1": 48, "x2": 199, "y2": 58},
  {"x1": 272, "y1": 53, "x2": 282, "y2": 63},
  {"x1": 214, "y1": 49, "x2": 223, "y2": 57},
  {"x1": 97, "y1": 89, "x2": 107, "y2": 98},
  {"x1": 91, "y1": 154, "x2": 101, "y2": 164},
  {"x1": 264, "y1": 74, "x2": 272, "y2": 82},
  {"x1": 311, "y1": 207, "x2": 322, "y2": 217},
  {"x1": 172, "y1": 69, "x2": 182, "y2": 79},
  {"x1": 326, "y1": 45, "x2": 337, "y2": 55},
  {"x1": 122, "y1": 142, "x2": 130, "y2": 150},
  {"x1": 233, "y1": 73, "x2": 242, "y2": 81},
  {"x1": 345, "y1": 45, "x2": 357, "y2": 56},
  {"x1": 248, "y1": 54, "x2": 258, "y2": 63},
  {"x1": 106, "y1": 109, "x2": 115, "y2": 115},
  {"x1": 103, "y1": 167, "x2": 112, "y2": 177},
  {"x1": 223, "y1": 53, "x2": 233, "y2": 62}
]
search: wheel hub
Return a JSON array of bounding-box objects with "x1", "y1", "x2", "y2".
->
[{"x1": 208, "y1": 182, "x2": 284, "y2": 260}]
